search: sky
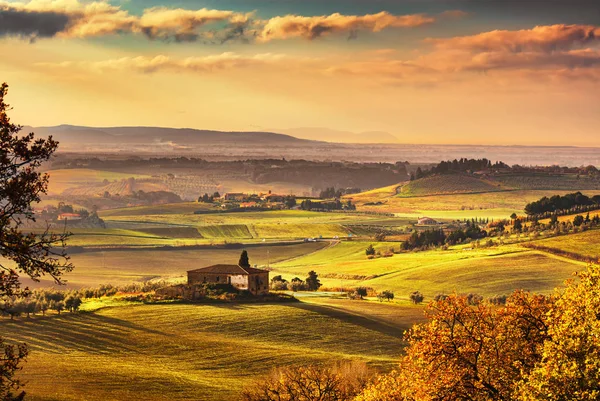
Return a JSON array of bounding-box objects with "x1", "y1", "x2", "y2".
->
[{"x1": 1, "y1": 0, "x2": 599, "y2": 146}]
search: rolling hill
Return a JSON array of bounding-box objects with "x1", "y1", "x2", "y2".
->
[{"x1": 25, "y1": 125, "x2": 316, "y2": 150}]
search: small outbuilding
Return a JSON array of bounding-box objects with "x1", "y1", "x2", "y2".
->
[{"x1": 187, "y1": 264, "x2": 269, "y2": 295}]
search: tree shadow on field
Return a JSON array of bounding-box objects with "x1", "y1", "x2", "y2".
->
[
  {"x1": 287, "y1": 301, "x2": 406, "y2": 340},
  {"x1": 0, "y1": 312, "x2": 169, "y2": 354}
]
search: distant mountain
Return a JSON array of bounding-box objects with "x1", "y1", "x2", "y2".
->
[
  {"x1": 270, "y1": 127, "x2": 399, "y2": 143},
  {"x1": 24, "y1": 125, "x2": 315, "y2": 149}
]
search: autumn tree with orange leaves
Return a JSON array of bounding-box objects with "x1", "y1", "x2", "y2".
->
[{"x1": 356, "y1": 291, "x2": 554, "y2": 401}]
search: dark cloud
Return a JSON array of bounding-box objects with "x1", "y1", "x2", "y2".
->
[{"x1": 0, "y1": 9, "x2": 71, "y2": 39}]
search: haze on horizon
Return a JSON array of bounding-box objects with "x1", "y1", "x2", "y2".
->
[{"x1": 1, "y1": 0, "x2": 599, "y2": 146}]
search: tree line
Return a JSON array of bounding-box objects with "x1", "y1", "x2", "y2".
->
[
  {"x1": 401, "y1": 221, "x2": 487, "y2": 250},
  {"x1": 524, "y1": 191, "x2": 600, "y2": 216},
  {"x1": 411, "y1": 158, "x2": 509, "y2": 180}
]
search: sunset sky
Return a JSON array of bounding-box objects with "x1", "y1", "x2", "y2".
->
[{"x1": 1, "y1": 0, "x2": 599, "y2": 145}]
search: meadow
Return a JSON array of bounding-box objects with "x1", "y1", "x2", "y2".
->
[
  {"x1": 270, "y1": 241, "x2": 585, "y2": 299},
  {"x1": 19, "y1": 242, "x2": 327, "y2": 289},
  {"x1": 350, "y1": 188, "x2": 600, "y2": 220},
  {"x1": 1, "y1": 299, "x2": 420, "y2": 401}
]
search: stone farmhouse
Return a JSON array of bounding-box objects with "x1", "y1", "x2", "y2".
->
[{"x1": 187, "y1": 264, "x2": 269, "y2": 295}]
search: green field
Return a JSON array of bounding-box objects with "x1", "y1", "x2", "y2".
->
[
  {"x1": 45, "y1": 169, "x2": 152, "y2": 195},
  {"x1": 529, "y1": 230, "x2": 600, "y2": 261},
  {"x1": 398, "y1": 174, "x2": 508, "y2": 197},
  {"x1": 271, "y1": 242, "x2": 584, "y2": 298},
  {"x1": 1, "y1": 299, "x2": 420, "y2": 401},
  {"x1": 350, "y1": 189, "x2": 600, "y2": 221},
  {"x1": 15, "y1": 243, "x2": 326, "y2": 289}
]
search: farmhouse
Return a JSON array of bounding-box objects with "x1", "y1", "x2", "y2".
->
[
  {"x1": 223, "y1": 193, "x2": 246, "y2": 201},
  {"x1": 418, "y1": 217, "x2": 438, "y2": 225},
  {"x1": 57, "y1": 213, "x2": 82, "y2": 221},
  {"x1": 187, "y1": 264, "x2": 269, "y2": 295}
]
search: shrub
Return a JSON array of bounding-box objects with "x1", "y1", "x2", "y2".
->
[{"x1": 241, "y1": 362, "x2": 373, "y2": 401}]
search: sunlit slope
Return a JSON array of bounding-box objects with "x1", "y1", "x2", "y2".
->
[
  {"x1": 527, "y1": 230, "x2": 600, "y2": 261},
  {"x1": 350, "y1": 188, "x2": 600, "y2": 220},
  {"x1": 3, "y1": 302, "x2": 407, "y2": 401},
  {"x1": 272, "y1": 242, "x2": 583, "y2": 298},
  {"x1": 398, "y1": 174, "x2": 509, "y2": 197}
]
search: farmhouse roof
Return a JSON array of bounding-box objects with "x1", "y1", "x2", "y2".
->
[{"x1": 187, "y1": 264, "x2": 267, "y2": 275}]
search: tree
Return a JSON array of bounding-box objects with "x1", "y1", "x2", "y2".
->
[
  {"x1": 365, "y1": 245, "x2": 376, "y2": 256},
  {"x1": 409, "y1": 291, "x2": 424, "y2": 304},
  {"x1": 357, "y1": 291, "x2": 553, "y2": 401},
  {"x1": 377, "y1": 290, "x2": 394, "y2": 302},
  {"x1": 1, "y1": 83, "x2": 73, "y2": 398},
  {"x1": 355, "y1": 287, "x2": 368, "y2": 299},
  {"x1": 510, "y1": 213, "x2": 518, "y2": 220},
  {"x1": 517, "y1": 265, "x2": 600, "y2": 400},
  {"x1": 289, "y1": 277, "x2": 305, "y2": 292},
  {"x1": 0, "y1": 338, "x2": 27, "y2": 401},
  {"x1": 238, "y1": 250, "x2": 250, "y2": 268},
  {"x1": 285, "y1": 196, "x2": 297, "y2": 209},
  {"x1": 513, "y1": 219, "x2": 523, "y2": 232},
  {"x1": 305, "y1": 271, "x2": 321, "y2": 291},
  {"x1": 573, "y1": 215, "x2": 585, "y2": 227},
  {"x1": 241, "y1": 362, "x2": 372, "y2": 401}
]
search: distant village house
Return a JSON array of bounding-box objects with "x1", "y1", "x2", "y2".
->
[
  {"x1": 187, "y1": 264, "x2": 269, "y2": 295},
  {"x1": 57, "y1": 213, "x2": 82, "y2": 221},
  {"x1": 223, "y1": 193, "x2": 246, "y2": 202},
  {"x1": 418, "y1": 217, "x2": 438, "y2": 225}
]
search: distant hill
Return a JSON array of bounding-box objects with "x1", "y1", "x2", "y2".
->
[
  {"x1": 270, "y1": 127, "x2": 399, "y2": 144},
  {"x1": 23, "y1": 125, "x2": 315, "y2": 149},
  {"x1": 399, "y1": 174, "x2": 509, "y2": 197}
]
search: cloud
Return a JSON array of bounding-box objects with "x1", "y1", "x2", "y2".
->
[
  {"x1": 0, "y1": 1, "x2": 439, "y2": 43},
  {"x1": 0, "y1": 8, "x2": 70, "y2": 39},
  {"x1": 258, "y1": 12, "x2": 435, "y2": 41},
  {"x1": 37, "y1": 52, "x2": 287, "y2": 73},
  {"x1": 138, "y1": 7, "x2": 253, "y2": 42},
  {"x1": 0, "y1": 0, "x2": 250, "y2": 41},
  {"x1": 428, "y1": 24, "x2": 600, "y2": 53}
]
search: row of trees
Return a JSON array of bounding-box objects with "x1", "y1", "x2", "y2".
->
[
  {"x1": 319, "y1": 187, "x2": 361, "y2": 199},
  {"x1": 270, "y1": 271, "x2": 321, "y2": 292},
  {"x1": 197, "y1": 192, "x2": 221, "y2": 203},
  {"x1": 300, "y1": 199, "x2": 355, "y2": 211},
  {"x1": 411, "y1": 158, "x2": 509, "y2": 180},
  {"x1": 0, "y1": 291, "x2": 82, "y2": 319},
  {"x1": 401, "y1": 223, "x2": 487, "y2": 251},
  {"x1": 524, "y1": 192, "x2": 600, "y2": 216}
]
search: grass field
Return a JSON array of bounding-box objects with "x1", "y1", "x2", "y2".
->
[
  {"x1": 271, "y1": 242, "x2": 584, "y2": 299},
  {"x1": 45, "y1": 169, "x2": 152, "y2": 195},
  {"x1": 528, "y1": 230, "x2": 600, "y2": 261},
  {"x1": 399, "y1": 175, "x2": 508, "y2": 197},
  {"x1": 350, "y1": 189, "x2": 600, "y2": 221},
  {"x1": 16, "y1": 243, "x2": 327, "y2": 289},
  {"x1": 1, "y1": 299, "x2": 420, "y2": 401},
  {"x1": 99, "y1": 210, "x2": 403, "y2": 240}
]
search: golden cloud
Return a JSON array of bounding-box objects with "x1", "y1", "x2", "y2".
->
[
  {"x1": 37, "y1": 52, "x2": 287, "y2": 73},
  {"x1": 0, "y1": 1, "x2": 441, "y2": 42},
  {"x1": 428, "y1": 24, "x2": 600, "y2": 53},
  {"x1": 258, "y1": 12, "x2": 435, "y2": 41}
]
